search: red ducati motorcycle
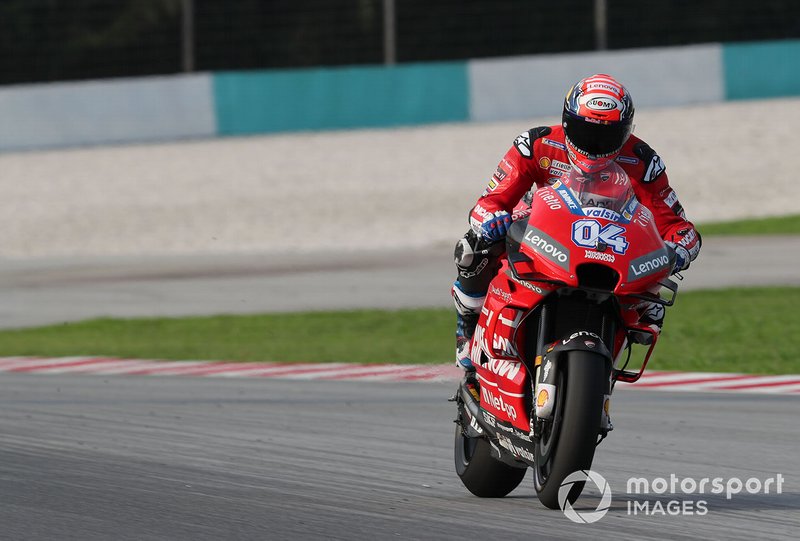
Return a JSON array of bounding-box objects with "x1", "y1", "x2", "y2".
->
[{"x1": 452, "y1": 162, "x2": 679, "y2": 509}]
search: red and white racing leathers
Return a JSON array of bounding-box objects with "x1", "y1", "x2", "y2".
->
[
  {"x1": 468, "y1": 124, "x2": 701, "y2": 262},
  {"x1": 451, "y1": 124, "x2": 702, "y2": 344}
]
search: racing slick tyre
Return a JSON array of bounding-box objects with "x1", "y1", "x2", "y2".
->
[
  {"x1": 533, "y1": 351, "x2": 606, "y2": 509},
  {"x1": 454, "y1": 425, "x2": 527, "y2": 497}
]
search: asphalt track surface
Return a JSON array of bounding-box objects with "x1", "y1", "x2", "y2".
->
[
  {"x1": 1, "y1": 236, "x2": 799, "y2": 539},
  {"x1": 1, "y1": 374, "x2": 798, "y2": 541},
  {"x1": 1, "y1": 235, "x2": 799, "y2": 329}
]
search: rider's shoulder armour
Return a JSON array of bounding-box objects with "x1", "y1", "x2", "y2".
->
[
  {"x1": 633, "y1": 141, "x2": 666, "y2": 184},
  {"x1": 513, "y1": 126, "x2": 552, "y2": 159}
]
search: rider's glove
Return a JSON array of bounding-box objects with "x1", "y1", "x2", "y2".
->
[
  {"x1": 665, "y1": 240, "x2": 690, "y2": 274},
  {"x1": 480, "y1": 211, "x2": 512, "y2": 243}
]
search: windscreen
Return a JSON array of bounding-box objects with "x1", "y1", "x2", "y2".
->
[{"x1": 560, "y1": 161, "x2": 636, "y2": 215}]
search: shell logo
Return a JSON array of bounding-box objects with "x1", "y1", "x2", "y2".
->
[
  {"x1": 539, "y1": 157, "x2": 551, "y2": 169},
  {"x1": 604, "y1": 397, "x2": 611, "y2": 416},
  {"x1": 536, "y1": 388, "x2": 550, "y2": 408}
]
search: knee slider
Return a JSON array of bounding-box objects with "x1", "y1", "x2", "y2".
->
[{"x1": 642, "y1": 302, "x2": 666, "y2": 326}]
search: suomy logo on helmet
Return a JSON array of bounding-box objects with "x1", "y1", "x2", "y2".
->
[{"x1": 583, "y1": 95, "x2": 622, "y2": 112}]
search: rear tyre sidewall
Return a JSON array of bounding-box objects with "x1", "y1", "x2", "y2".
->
[{"x1": 454, "y1": 424, "x2": 527, "y2": 498}]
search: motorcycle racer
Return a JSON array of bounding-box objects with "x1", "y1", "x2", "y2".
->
[{"x1": 453, "y1": 74, "x2": 701, "y2": 372}]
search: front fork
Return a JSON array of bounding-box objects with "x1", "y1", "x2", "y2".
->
[{"x1": 531, "y1": 334, "x2": 614, "y2": 441}]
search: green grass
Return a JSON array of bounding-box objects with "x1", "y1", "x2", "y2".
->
[
  {"x1": 0, "y1": 310, "x2": 453, "y2": 365},
  {"x1": 0, "y1": 287, "x2": 797, "y2": 374},
  {"x1": 699, "y1": 214, "x2": 800, "y2": 236},
  {"x1": 646, "y1": 287, "x2": 799, "y2": 374}
]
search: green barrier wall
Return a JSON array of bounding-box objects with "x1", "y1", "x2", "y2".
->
[
  {"x1": 723, "y1": 40, "x2": 800, "y2": 100},
  {"x1": 213, "y1": 62, "x2": 469, "y2": 135}
]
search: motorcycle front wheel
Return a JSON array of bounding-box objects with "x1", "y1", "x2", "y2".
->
[
  {"x1": 533, "y1": 350, "x2": 606, "y2": 509},
  {"x1": 454, "y1": 424, "x2": 527, "y2": 497}
]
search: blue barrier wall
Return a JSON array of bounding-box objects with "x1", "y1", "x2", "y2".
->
[
  {"x1": 213, "y1": 62, "x2": 469, "y2": 135},
  {"x1": 723, "y1": 40, "x2": 800, "y2": 100},
  {"x1": 1, "y1": 39, "x2": 799, "y2": 151}
]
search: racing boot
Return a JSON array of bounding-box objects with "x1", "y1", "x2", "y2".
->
[
  {"x1": 452, "y1": 281, "x2": 484, "y2": 401},
  {"x1": 455, "y1": 311, "x2": 479, "y2": 371}
]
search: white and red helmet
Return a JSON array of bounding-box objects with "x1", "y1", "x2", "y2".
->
[{"x1": 562, "y1": 74, "x2": 634, "y2": 174}]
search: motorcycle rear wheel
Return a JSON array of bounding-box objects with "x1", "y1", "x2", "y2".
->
[
  {"x1": 454, "y1": 425, "x2": 527, "y2": 497},
  {"x1": 533, "y1": 350, "x2": 606, "y2": 509}
]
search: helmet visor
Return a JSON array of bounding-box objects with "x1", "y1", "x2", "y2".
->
[{"x1": 563, "y1": 112, "x2": 632, "y2": 156}]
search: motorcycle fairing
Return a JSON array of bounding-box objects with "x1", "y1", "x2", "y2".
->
[
  {"x1": 472, "y1": 268, "x2": 556, "y2": 433},
  {"x1": 521, "y1": 185, "x2": 671, "y2": 294}
]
